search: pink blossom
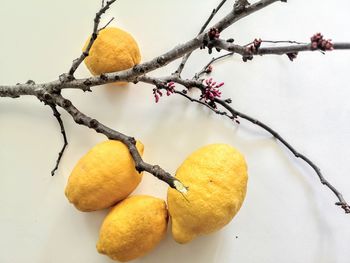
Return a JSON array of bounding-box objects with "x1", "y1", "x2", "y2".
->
[
  {"x1": 310, "y1": 33, "x2": 333, "y2": 51},
  {"x1": 201, "y1": 78, "x2": 224, "y2": 103}
]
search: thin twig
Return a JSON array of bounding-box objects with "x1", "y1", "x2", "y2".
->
[
  {"x1": 199, "y1": 0, "x2": 228, "y2": 35},
  {"x1": 48, "y1": 104, "x2": 68, "y2": 176},
  {"x1": 213, "y1": 98, "x2": 350, "y2": 213},
  {"x1": 140, "y1": 74, "x2": 350, "y2": 214},
  {"x1": 244, "y1": 39, "x2": 306, "y2": 47},
  {"x1": 99, "y1": 17, "x2": 115, "y2": 31},
  {"x1": 174, "y1": 90, "x2": 233, "y2": 118},
  {"x1": 67, "y1": 0, "x2": 117, "y2": 77},
  {"x1": 194, "y1": 52, "x2": 234, "y2": 80},
  {"x1": 261, "y1": 40, "x2": 307, "y2": 45},
  {"x1": 174, "y1": 0, "x2": 228, "y2": 76}
]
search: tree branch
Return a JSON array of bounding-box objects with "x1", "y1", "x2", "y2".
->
[
  {"x1": 214, "y1": 39, "x2": 350, "y2": 57},
  {"x1": 48, "y1": 104, "x2": 68, "y2": 176},
  {"x1": 1, "y1": 0, "x2": 349, "y2": 214},
  {"x1": 174, "y1": 0, "x2": 228, "y2": 76},
  {"x1": 49, "y1": 93, "x2": 187, "y2": 193},
  {"x1": 138, "y1": 74, "x2": 350, "y2": 213},
  {"x1": 213, "y1": 98, "x2": 350, "y2": 213},
  {"x1": 0, "y1": 83, "x2": 187, "y2": 193},
  {"x1": 36, "y1": 0, "x2": 282, "y2": 91},
  {"x1": 0, "y1": 83, "x2": 41, "y2": 98},
  {"x1": 193, "y1": 52, "x2": 234, "y2": 80},
  {"x1": 174, "y1": 90, "x2": 232, "y2": 118},
  {"x1": 174, "y1": 0, "x2": 284, "y2": 76},
  {"x1": 67, "y1": 0, "x2": 117, "y2": 78}
]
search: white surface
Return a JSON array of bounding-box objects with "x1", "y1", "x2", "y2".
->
[{"x1": 1, "y1": 1, "x2": 350, "y2": 262}]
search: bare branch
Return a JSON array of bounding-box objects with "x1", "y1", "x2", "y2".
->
[
  {"x1": 214, "y1": 98, "x2": 350, "y2": 214},
  {"x1": 0, "y1": 83, "x2": 41, "y2": 98},
  {"x1": 99, "y1": 17, "x2": 115, "y2": 31},
  {"x1": 175, "y1": 90, "x2": 233, "y2": 118},
  {"x1": 200, "y1": 0, "x2": 228, "y2": 34},
  {"x1": 194, "y1": 52, "x2": 234, "y2": 80},
  {"x1": 213, "y1": 0, "x2": 284, "y2": 32},
  {"x1": 260, "y1": 39, "x2": 306, "y2": 45},
  {"x1": 140, "y1": 75, "x2": 350, "y2": 213},
  {"x1": 1, "y1": 0, "x2": 349, "y2": 215},
  {"x1": 174, "y1": 0, "x2": 284, "y2": 76},
  {"x1": 50, "y1": 94, "x2": 187, "y2": 193},
  {"x1": 175, "y1": 0, "x2": 228, "y2": 76},
  {"x1": 48, "y1": 0, "x2": 282, "y2": 90},
  {"x1": 48, "y1": 104, "x2": 68, "y2": 176},
  {"x1": 0, "y1": 82, "x2": 188, "y2": 192},
  {"x1": 214, "y1": 39, "x2": 350, "y2": 57},
  {"x1": 67, "y1": 0, "x2": 117, "y2": 78}
]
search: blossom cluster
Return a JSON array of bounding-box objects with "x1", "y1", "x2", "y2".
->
[
  {"x1": 311, "y1": 33, "x2": 333, "y2": 51},
  {"x1": 153, "y1": 82, "x2": 175, "y2": 103},
  {"x1": 200, "y1": 78, "x2": 224, "y2": 106}
]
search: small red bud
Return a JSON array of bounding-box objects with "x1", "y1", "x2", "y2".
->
[
  {"x1": 206, "y1": 65, "x2": 213, "y2": 73},
  {"x1": 217, "y1": 82, "x2": 224, "y2": 88}
]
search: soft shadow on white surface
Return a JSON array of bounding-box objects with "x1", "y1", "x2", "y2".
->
[{"x1": 137, "y1": 229, "x2": 224, "y2": 263}]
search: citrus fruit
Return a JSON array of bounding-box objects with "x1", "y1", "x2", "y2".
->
[
  {"x1": 83, "y1": 27, "x2": 141, "y2": 76},
  {"x1": 65, "y1": 140, "x2": 144, "y2": 212},
  {"x1": 97, "y1": 195, "x2": 168, "y2": 262},
  {"x1": 167, "y1": 144, "x2": 248, "y2": 243}
]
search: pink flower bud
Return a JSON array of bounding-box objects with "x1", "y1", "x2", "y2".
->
[
  {"x1": 206, "y1": 65, "x2": 213, "y2": 73},
  {"x1": 216, "y1": 82, "x2": 224, "y2": 88}
]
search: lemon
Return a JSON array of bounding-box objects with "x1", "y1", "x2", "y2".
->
[
  {"x1": 65, "y1": 140, "x2": 144, "y2": 212},
  {"x1": 167, "y1": 144, "x2": 248, "y2": 244},
  {"x1": 83, "y1": 27, "x2": 141, "y2": 76},
  {"x1": 97, "y1": 195, "x2": 168, "y2": 262}
]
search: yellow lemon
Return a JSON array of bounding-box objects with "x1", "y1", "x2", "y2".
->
[
  {"x1": 83, "y1": 27, "x2": 141, "y2": 76},
  {"x1": 167, "y1": 144, "x2": 248, "y2": 244},
  {"x1": 65, "y1": 140, "x2": 144, "y2": 212},
  {"x1": 97, "y1": 195, "x2": 168, "y2": 262}
]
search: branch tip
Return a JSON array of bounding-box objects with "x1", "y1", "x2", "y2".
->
[
  {"x1": 48, "y1": 105, "x2": 68, "y2": 176},
  {"x1": 174, "y1": 180, "x2": 188, "y2": 194}
]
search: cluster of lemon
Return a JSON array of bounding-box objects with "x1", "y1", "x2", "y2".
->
[
  {"x1": 65, "y1": 141, "x2": 248, "y2": 262},
  {"x1": 64, "y1": 28, "x2": 249, "y2": 262}
]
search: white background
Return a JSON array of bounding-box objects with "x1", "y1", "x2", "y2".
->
[{"x1": 1, "y1": 0, "x2": 350, "y2": 262}]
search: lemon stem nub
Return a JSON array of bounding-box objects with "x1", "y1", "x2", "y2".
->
[{"x1": 174, "y1": 180, "x2": 188, "y2": 194}]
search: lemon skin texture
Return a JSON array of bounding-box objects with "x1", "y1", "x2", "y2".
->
[
  {"x1": 83, "y1": 27, "x2": 141, "y2": 76},
  {"x1": 167, "y1": 144, "x2": 248, "y2": 244},
  {"x1": 97, "y1": 195, "x2": 168, "y2": 262},
  {"x1": 65, "y1": 140, "x2": 144, "y2": 212}
]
